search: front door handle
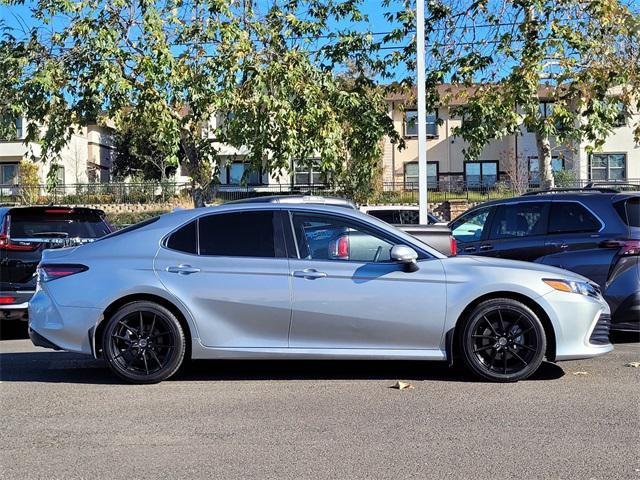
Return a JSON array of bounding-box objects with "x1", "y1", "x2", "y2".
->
[
  {"x1": 479, "y1": 244, "x2": 493, "y2": 251},
  {"x1": 167, "y1": 264, "x2": 201, "y2": 275},
  {"x1": 463, "y1": 246, "x2": 477, "y2": 253},
  {"x1": 549, "y1": 242, "x2": 569, "y2": 250},
  {"x1": 293, "y1": 269, "x2": 327, "y2": 280}
]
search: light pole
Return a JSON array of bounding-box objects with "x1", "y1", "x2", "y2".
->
[{"x1": 416, "y1": 0, "x2": 429, "y2": 224}]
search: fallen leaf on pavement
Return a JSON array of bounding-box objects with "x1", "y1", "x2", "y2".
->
[
  {"x1": 572, "y1": 371, "x2": 589, "y2": 376},
  {"x1": 390, "y1": 381, "x2": 414, "y2": 390},
  {"x1": 625, "y1": 362, "x2": 640, "y2": 368}
]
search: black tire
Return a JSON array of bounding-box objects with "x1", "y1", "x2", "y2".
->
[
  {"x1": 459, "y1": 298, "x2": 546, "y2": 382},
  {"x1": 102, "y1": 301, "x2": 186, "y2": 384}
]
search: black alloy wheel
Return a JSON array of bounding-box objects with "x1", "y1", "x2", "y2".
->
[
  {"x1": 102, "y1": 301, "x2": 186, "y2": 384},
  {"x1": 460, "y1": 298, "x2": 546, "y2": 382}
]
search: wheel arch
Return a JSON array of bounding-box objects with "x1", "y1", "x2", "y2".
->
[
  {"x1": 93, "y1": 293, "x2": 193, "y2": 360},
  {"x1": 446, "y1": 291, "x2": 556, "y2": 365}
]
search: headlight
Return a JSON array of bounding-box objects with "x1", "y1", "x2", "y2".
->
[{"x1": 543, "y1": 279, "x2": 601, "y2": 298}]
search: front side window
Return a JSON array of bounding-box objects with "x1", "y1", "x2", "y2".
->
[
  {"x1": 548, "y1": 202, "x2": 601, "y2": 234},
  {"x1": 404, "y1": 110, "x2": 438, "y2": 137},
  {"x1": 198, "y1": 211, "x2": 278, "y2": 257},
  {"x1": 465, "y1": 162, "x2": 498, "y2": 187},
  {"x1": 451, "y1": 207, "x2": 492, "y2": 243},
  {"x1": 590, "y1": 154, "x2": 626, "y2": 181},
  {"x1": 291, "y1": 212, "x2": 400, "y2": 263},
  {"x1": 490, "y1": 203, "x2": 546, "y2": 239}
]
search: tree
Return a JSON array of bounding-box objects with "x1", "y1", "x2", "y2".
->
[
  {"x1": 384, "y1": 0, "x2": 640, "y2": 188},
  {"x1": 112, "y1": 113, "x2": 179, "y2": 182},
  {"x1": 0, "y1": 1, "x2": 400, "y2": 206}
]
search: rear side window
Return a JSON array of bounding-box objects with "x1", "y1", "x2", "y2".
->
[
  {"x1": 490, "y1": 203, "x2": 546, "y2": 239},
  {"x1": 548, "y1": 202, "x2": 601, "y2": 234},
  {"x1": 9, "y1": 209, "x2": 112, "y2": 238},
  {"x1": 166, "y1": 221, "x2": 197, "y2": 254},
  {"x1": 614, "y1": 198, "x2": 640, "y2": 227},
  {"x1": 451, "y1": 207, "x2": 492, "y2": 243},
  {"x1": 198, "y1": 211, "x2": 277, "y2": 257}
]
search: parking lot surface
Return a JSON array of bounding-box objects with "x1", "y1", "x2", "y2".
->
[{"x1": 1, "y1": 327, "x2": 639, "y2": 479}]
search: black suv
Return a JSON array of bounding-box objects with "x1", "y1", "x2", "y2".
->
[
  {"x1": 0, "y1": 206, "x2": 114, "y2": 322},
  {"x1": 449, "y1": 190, "x2": 639, "y2": 331}
]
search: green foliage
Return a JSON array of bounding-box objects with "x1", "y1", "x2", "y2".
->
[
  {"x1": 553, "y1": 169, "x2": 577, "y2": 188},
  {"x1": 0, "y1": 1, "x2": 400, "y2": 206},
  {"x1": 386, "y1": 0, "x2": 640, "y2": 189},
  {"x1": 107, "y1": 210, "x2": 170, "y2": 228},
  {"x1": 18, "y1": 160, "x2": 39, "y2": 205}
]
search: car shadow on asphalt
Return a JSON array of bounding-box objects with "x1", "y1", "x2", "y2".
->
[{"x1": 0, "y1": 349, "x2": 565, "y2": 385}]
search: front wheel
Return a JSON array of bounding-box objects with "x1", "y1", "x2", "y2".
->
[
  {"x1": 459, "y1": 299, "x2": 546, "y2": 382},
  {"x1": 102, "y1": 301, "x2": 186, "y2": 384}
]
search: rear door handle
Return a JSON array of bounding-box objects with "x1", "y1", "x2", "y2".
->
[
  {"x1": 464, "y1": 246, "x2": 477, "y2": 253},
  {"x1": 549, "y1": 242, "x2": 569, "y2": 249},
  {"x1": 293, "y1": 269, "x2": 327, "y2": 280},
  {"x1": 167, "y1": 264, "x2": 201, "y2": 275},
  {"x1": 479, "y1": 244, "x2": 493, "y2": 251}
]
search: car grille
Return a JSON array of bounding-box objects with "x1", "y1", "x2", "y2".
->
[{"x1": 589, "y1": 313, "x2": 611, "y2": 345}]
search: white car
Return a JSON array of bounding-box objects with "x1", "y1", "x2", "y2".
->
[{"x1": 359, "y1": 205, "x2": 443, "y2": 225}]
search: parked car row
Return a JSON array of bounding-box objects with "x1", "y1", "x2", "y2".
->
[{"x1": 24, "y1": 196, "x2": 613, "y2": 385}]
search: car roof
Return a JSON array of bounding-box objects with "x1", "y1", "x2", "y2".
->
[
  {"x1": 225, "y1": 195, "x2": 356, "y2": 209},
  {"x1": 468, "y1": 191, "x2": 634, "y2": 210}
]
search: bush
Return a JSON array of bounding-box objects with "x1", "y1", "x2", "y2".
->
[{"x1": 18, "y1": 160, "x2": 40, "y2": 205}]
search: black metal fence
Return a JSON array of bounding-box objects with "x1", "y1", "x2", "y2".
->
[{"x1": 1, "y1": 179, "x2": 638, "y2": 206}]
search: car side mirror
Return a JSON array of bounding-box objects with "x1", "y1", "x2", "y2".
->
[{"x1": 390, "y1": 245, "x2": 419, "y2": 272}]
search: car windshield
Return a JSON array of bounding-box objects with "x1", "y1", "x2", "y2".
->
[{"x1": 9, "y1": 209, "x2": 112, "y2": 239}]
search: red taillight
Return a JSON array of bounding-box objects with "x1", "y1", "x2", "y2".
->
[
  {"x1": 39, "y1": 264, "x2": 88, "y2": 282},
  {"x1": 44, "y1": 208, "x2": 74, "y2": 214},
  {"x1": 0, "y1": 233, "x2": 38, "y2": 251},
  {"x1": 329, "y1": 235, "x2": 349, "y2": 260},
  {"x1": 600, "y1": 239, "x2": 640, "y2": 256},
  {"x1": 0, "y1": 296, "x2": 17, "y2": 305},
  {"x1": 449, "y1": 236, "x2": 457, "y2": 256}
]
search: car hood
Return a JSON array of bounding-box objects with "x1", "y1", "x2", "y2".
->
[{"x1": 441, "y1": 255, "x2": 591, "y2": 283}]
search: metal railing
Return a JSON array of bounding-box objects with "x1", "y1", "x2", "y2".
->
[
  {"x1": 1, "y1": 178, "x2": 638, "y2": 206},
  {"x1": 0, "y1": 182, "x2": 192, "y2": 205}
]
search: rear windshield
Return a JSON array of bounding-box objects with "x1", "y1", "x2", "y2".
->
[
  {"x1": 9, "y1": 210, "x2": 112, "y2": 239},
  {"x1": 614, "y1": 198, "x2": 640, "y2": 228}
]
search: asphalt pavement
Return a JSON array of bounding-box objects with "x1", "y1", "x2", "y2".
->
[{"x1": 0, "y1": 323, "x2": 638, "y2": 480}]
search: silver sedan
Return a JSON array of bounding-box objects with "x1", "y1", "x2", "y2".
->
[{"x1": 28, "y1": 201, "x2": 613, "y2": 383}]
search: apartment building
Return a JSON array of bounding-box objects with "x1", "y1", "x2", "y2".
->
[
  {"x1": 383, "y1": 86, "x2": 640, "y2": 188},
  {"x1": 0, "y1": 117, "x2": 116, "y2": 190}
]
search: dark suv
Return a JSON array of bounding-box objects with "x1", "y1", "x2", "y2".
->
[
  {"x1": 449, "y1": 190, "x2": 639, "y2": 331},
  {"x1": 0, "y1": 206, "x2": 114, "y2": 322}
]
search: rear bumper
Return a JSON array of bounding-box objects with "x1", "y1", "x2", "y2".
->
[
  {"x1": 0, "y1": 291, "x2": 34, "y2": 321},
  {"x1": 610, "y1": 291, "x2": 640, "y2": 332},
  {"x1": 28, "y1": 327, "x2": 63, "y2": 350}
]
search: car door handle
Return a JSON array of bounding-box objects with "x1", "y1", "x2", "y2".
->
[
  {"x1": 479, "y1": 244, "x2": 493, "y2": 251},
  {"x1": 549, "y1": 242, "x2": 569, "y2": 249},
  {"x1": 167, "y1": 264, "x2": 201, "y2": 275},
  {"x1": 293, "y1": 269, "x2": 327, "y2": 280},
  {"x1": 464, "y1": 246, "x2": 476, "y2": 253}
]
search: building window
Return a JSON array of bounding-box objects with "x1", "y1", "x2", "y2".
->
[
  {"x1": 224, "y1": 162, "x2": 262, "y2": 185},
  {"x1": 590, "y1": 153, "x2": 626, "y2": 181},
  {"x1": 465, "y1": 161, "x2": 498, "y2": 187},
  {"x1": 528, "y1": 157, "x2": 564, "y2": 184},
  {"x1": 52, "y1": 165, "x2": 65, "y2": 185},
  {"x1": 539, "y1": 101, "x2": 554, "y2": 118},
  {"x1": 293, "y1": 160, "x2": 325, "y2": 185},
  {"x1": 404, "y1": 162, "x2": 438, "y2": 189},
  {"x1": 15, "y1": 118, "x2": 23, "y2": 139},
  {"x1": 0, "y1": 163, "x2": 19, "y2": 185},
  {"x1": 613, "y1": 101, "x2": 627, "y2": 128},
  {"x1": 404, "y1": 110, "x2": 438, "y2": 137}
]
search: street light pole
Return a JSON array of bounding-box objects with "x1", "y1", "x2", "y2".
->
[{"x1": 416, "y1": 0, "x2": 429, "y2": 224}]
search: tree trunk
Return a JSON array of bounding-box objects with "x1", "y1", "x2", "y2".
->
[{"x1": 535, "y1": 132, "x2": 555, "y2": 189}]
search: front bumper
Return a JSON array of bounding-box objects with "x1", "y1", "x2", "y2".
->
[
  {"x1": 538, "y1": 290, "x2": 614, "y2": 361},
  {"x1": 28, "y1": 287, "x2": 101, "y2": 355}
]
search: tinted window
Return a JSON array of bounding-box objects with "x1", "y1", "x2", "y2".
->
[
  {"x1": 490, "y1": 203, "x2": 546, "y2": 239},
  {"x1": 548, "y1": 202, "x2": 601, "y2": 234},
  {"x1": 199, "y1": 211, "x2": 277, "y2": 257},
  {"x1": 291, "y1": 212, "x2": 396, "y2": 262},
  {"x1": 10, "y1": 209, "x2": 112, "y2": 238},
  {"x1": 166, "y1": 220, "x2": 197, "y2": 254},
  {"x1": 614, "y1": 198, "x2": 640, "y2": 228},
  {"x1": 368, "y1": 210, "x2": 399, "y2": 224},
  {"x1": 451, "y1": 208, "x2": 491, "y2": 243}
]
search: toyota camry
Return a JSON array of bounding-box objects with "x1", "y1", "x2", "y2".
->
[{"x1": 28, "y1": 199, "x2": 613, "y2": 383}]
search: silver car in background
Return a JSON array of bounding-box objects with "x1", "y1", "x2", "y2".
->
[{"x1": 28, "y1": 200, "x2": 612, "y2": 383}]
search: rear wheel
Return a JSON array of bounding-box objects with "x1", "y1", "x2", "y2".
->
[
  {"x1": 459, "y1": 298, "x2": 546, "y2": 382},
  {"x1": 102, "y1": 301, "x2": 186, "y2": 384}
]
